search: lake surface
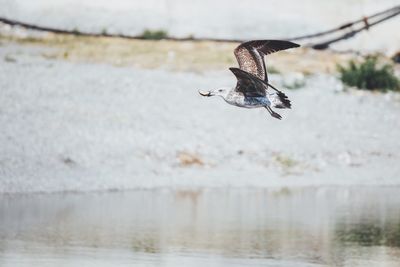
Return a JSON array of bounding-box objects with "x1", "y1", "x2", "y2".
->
[{"x1": 1, "y1": 187, "x2": 400, "y2": 267}]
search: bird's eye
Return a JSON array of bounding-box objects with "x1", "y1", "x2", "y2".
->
[{"x1": 219, "y1": 89, "x2": 223, "y2": 92}]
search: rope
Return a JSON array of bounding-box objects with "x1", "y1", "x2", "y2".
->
[
  {"x1": 288, "y1": 5, "x2": 400, "y2": 41},
  {"x1": 0, "y1": 17, "x2": 242, "y2": 43},
  {"x1": 0, "y1": 5, "x2": 399, "y2": 49},
  {"x1": 311, "y1": 6, "x2": 400, "y2": 50}
]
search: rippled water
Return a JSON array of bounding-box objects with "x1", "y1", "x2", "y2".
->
[{"x1": 1, "y1": 187, "x2": 400, "y2": 266}]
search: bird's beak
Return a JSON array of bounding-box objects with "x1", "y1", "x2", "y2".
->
[{"x1": 198, "y1": 90, "x2": 212, "y2": 97}]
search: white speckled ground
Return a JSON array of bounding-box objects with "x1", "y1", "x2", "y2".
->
[{"x1": 1, "y1": 44, "x2": 400, "y2": 193}]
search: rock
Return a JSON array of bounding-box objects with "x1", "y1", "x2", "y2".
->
[{"x1": 392, "y1": 51, "x2": 400, "y2": 64}]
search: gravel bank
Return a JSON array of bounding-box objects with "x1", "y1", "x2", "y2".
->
[{"x1": 1, "y1": 44, "x2": 400, "y2": 193}]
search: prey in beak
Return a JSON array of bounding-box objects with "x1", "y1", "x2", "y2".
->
[{"x1": 198, "y1": 90, "x2": 212, "y2": 97}]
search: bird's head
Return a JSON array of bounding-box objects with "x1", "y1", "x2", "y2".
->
[{"x1": 198, "y1": 88, "x2": 229, "y2": 98}]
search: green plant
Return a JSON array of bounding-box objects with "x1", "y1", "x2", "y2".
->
[
  {"x1": 337, "y1": 56, "x2": 400, "y2": 91},
  {"x1": 335, "y1": 222, "x2": 400, "y2": 247},
  {"x1": 273, "y1": 154, "x2": 298, "y2": 169},
  {"x1": 267, "y1": 65, "x2": 281, "y2": 74},
  {"x1": 140, "y1": 29, "x2": 168, "y2": 40},
  {"x1": 4, "y1": 55, "x2": 17, "y2": 63}
]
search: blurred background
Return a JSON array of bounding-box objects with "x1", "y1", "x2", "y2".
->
[
  {"x1": 0, "y1": 1, "x2": 400, "y2": 266},
  {"x1": 1, "y1": 0, "x2": 400, "y2": 52}
]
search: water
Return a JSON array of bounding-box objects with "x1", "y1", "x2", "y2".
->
[{"x1": 1, "y1": 187, "x2": 400, "y2": 267}]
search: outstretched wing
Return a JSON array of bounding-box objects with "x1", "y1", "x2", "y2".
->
[
  {"x1": 229, "y1": 67, "x2": 266, "y2": 97},
  {"x1": 234, "y1": 40, "x2": 300, "y2": 82}
]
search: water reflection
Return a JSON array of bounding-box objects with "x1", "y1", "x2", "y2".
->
[
  {"x1": 0, "y1": 187, "x2": 400, "y2": 266},
  {"x1": 336, "y1": 221, "x2": 400, "y2": 247}
]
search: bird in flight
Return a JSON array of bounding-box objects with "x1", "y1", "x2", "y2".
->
[{"x1": 199, "y1": 40, "x2": 300, "y2": 120}]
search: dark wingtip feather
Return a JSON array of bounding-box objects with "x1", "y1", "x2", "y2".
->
[
  {"x1": 275, "y1": 91, "x2": 292, "y2": 109},
  {"x1": 292, "y1": 42, "x2": 301, "y2": 48},
  {"x1": 240, "y1": 40, "x2": 301, "y2": 56},
  {"x1": 280, "y1": 40, "x2": 300, "y2": 49}
]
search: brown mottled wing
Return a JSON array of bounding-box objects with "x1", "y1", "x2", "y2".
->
[
  {"x1": 229, "y1": 67, "x2": 266, "y2": 97},
  {"x1": 234, "y1": 40, "x2": 300, "y2": 82}
]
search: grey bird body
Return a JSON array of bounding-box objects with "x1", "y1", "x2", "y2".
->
[
  {"x1": 199, "y1": 40, "x2": 300, "y2": 119},
  {"x1": 224, "y1": 90, "x2": 270, "y2": 108}
]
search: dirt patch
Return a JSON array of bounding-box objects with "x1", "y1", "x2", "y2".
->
[{"x1": 177, "y1": 151, "x2": 204, "y2": 167}]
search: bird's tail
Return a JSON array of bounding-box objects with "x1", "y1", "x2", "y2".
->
[{"x1": 266, "y1": 83, "x2": 291, "y2": 109}]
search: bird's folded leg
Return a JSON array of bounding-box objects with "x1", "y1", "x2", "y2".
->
[{"x1": 265, "y1": 106, "x2": 282, "y2": 120}]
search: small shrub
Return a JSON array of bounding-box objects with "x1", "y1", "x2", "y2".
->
[
  {"x1": 140, "y1": 29, "x2": 168, "y2": 40},
  {"x1": 282, "y1": 72, "x2": 306, "y2": 90},
  {"x1": 4, "y1": 55, "x2": 17, "y2": 63},
  {"x1": 72, "y1": 27, "x2": 80, "y2": 34},
  {"x1": 267, "y1": 65, "x2": 281, "y2": 74},
  {"x1": 273, "y1": 154, "x2": 298, "y2": 169},
  {"x1": 337, "y1": 56, "x2": 400, "y2": 91}
]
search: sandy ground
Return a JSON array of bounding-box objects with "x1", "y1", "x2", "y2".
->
[
  {"x1": 0, "y1": 32, "x2": 358, "y2": 74},
  {"x1": 1, "y1": 37, "x2": 400, "y2": 193}
]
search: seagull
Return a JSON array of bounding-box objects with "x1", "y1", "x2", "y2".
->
[{"x1": 199, "y1": 40, "x2": 300, "y2": 119}]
